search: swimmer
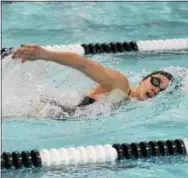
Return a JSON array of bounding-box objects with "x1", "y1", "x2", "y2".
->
[{"x1": 12, "y1": 44, "x2": 173, "y2": 115}]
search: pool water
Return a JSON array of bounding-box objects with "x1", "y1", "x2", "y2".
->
[{"x1": 2, "y1": 2, "x2": 188, "y2": 178}]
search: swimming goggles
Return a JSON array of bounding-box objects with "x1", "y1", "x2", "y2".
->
[{"x1": 150, "y1": 76, "x2": 166, "y2": 92}]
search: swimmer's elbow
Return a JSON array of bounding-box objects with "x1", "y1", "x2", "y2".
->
[{"x1": 80, "y1": 60, "x2": 114, "y2": 88}]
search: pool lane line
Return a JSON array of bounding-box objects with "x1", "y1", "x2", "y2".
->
[
  {"x1": 1, "y1": 38, "x2": 188, "y2": 59},
  {"x1": 1, "y1": 138, "x2": 188, "y2": 169}
]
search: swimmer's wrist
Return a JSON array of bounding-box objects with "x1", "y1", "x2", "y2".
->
[{"x1": 40, "y1": 48, "x2": 52, "y2": 61}]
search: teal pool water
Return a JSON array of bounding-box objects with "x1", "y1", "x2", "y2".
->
[{"x1": 2, "y1": 2, "x2": 188, "y2": 178}]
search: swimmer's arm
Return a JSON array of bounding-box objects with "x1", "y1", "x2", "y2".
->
[
  {"x1": 12, "y1": 45, "x2": 130, "y2": 91},
  {"x1": 44, "y1": 50, "x2": 129, "y2": 90}
]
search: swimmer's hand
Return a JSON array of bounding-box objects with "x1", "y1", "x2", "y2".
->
[{"x1": 12, "y1": 44, "x2": 48, "y2": 63}]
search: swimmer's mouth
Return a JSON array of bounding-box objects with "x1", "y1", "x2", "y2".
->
[{"x1": 146, "y1": 92, "x2": 153, "y2": 98}]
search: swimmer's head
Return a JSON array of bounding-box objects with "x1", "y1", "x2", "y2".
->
[{"x1": 137, "y1": 70, "x2": 174, "y2": 100}]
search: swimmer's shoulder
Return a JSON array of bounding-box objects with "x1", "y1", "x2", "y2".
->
[{"x1": 109, "y1": 69, "x2": 130, "y2": 94}]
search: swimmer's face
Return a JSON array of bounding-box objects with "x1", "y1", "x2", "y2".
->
[{"x1": 138, "y1": 74, "x2": 171, "y2": 100}]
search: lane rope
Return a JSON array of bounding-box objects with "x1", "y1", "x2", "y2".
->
[
  {"x1": 1, "y1": 138, "x2": 188, "y2": 169},
  {"x1": 1, "y1": 38, "x2": 188, "y2": 59}
]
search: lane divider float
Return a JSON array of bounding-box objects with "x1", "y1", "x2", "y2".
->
[
  {"x1": 1, "y1": 138, "x2": 188, "y2": 169},
  {"x1": 1, "y1": 38, "x2": 188, "y2": 59}
]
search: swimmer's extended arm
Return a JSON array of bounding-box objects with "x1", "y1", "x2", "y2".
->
[
  {"x1": 45, "y1": 51, "x2": 125, "y2": 89},
  {"x1": 12, "y1": 45, "x2": 130, "y2": 91}
]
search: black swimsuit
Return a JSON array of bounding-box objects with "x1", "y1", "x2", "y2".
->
[
  {"x1": 42, "y1": 96, "x2": 96, "y2": 116},
  {"x1": 46, "y1": 89, "x2": 131, "y2": 116},
  {"x1": 77, "y1": 96, "x2": 96, "y2": 107}
]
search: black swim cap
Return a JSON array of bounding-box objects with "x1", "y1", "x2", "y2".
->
[{"x1": 142, "y1": 70, "x2": 174, "y2": 81}]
